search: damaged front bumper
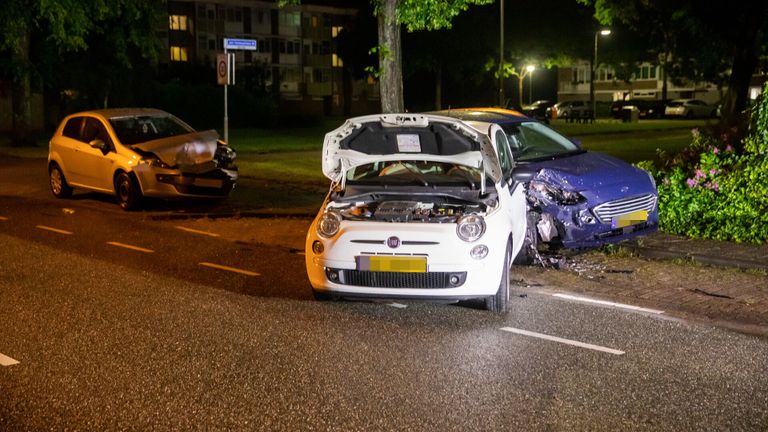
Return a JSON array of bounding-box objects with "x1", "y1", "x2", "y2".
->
[{"x1": 134, "y1": 164, "x2": 238, "y2": 198}]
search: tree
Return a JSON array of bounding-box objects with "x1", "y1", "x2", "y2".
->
[
  {"x1": 580, "y1": 0, "x2": 768, "y2": 133},
  {"x1": 0, "y1": 0, "x2": 161, "y2": 145},
  {"x1": 284, "y1": 0, "x2": 491, "y2": 112}
]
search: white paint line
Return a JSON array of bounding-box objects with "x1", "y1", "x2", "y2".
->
[
  {"x1": 0, "y1": 216, "x2": 9, "y2": 221},
  {"x1": 552, "y1": 293, "x2": 664, "y2": 315},
  {"x1": 0, "y1": 353, "x2": 20, "y2": 366},
  {"x1": 387, "y1": 302, "x2": 408, "y2": 309},
  {"x1": 296, "y1": 251, "x2": 306, "y2": 256},
  {"x1": 500, "y1": 327, "x2": 625, "y2": 356},
  {"x1": 174, "y1": 226, "x2": 220, "y2": 237},
  {"x1": 199, "y1": 262, "x2": 260, "y2": 277},
  {"x1": 107, "y1": 241, "x2": 154, "y2": 253},
  {"x1": 36, "y1": 225, "x2": 72, "y2": 235}
]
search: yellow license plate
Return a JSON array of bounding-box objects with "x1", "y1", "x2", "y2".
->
[
  {"x1": 356, "y1": 256, "x2": 427, "y2": 273},
  {"x1": 612, "y1": 210, "x2": 648, "y2": 229}
]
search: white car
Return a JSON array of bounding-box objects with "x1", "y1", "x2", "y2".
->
[
  {"x1": 304, "y1": 114, "x2": 529, "y2": 312},
  {"x1": 664, "y1": 99, "x2": 717, "y2": 118}
]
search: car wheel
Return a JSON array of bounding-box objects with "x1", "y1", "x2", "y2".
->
[
  {"x1": 513, "y1": 214, "x2": 539, "y2": 266},
  {"x1": 49, "y1": 163, "x2": 72, "y2": 199},
  {"x1": 115, "y1": 172, "x2": 142, "y2": 211},
  {"x1": 485, "y1": 240, "x2": 511, "y2": 313}
]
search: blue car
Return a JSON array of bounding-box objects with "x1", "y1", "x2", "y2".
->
[{"x1": 433, "y1": 108, "x2": 658, "y2": 263}]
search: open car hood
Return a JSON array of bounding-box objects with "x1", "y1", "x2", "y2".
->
[
  {"x1": 131, "y1": 130, "x2": 219, "y2": 167},
  {"x1": 321, "y1": 114, "x2": 501, "y2": 184}
]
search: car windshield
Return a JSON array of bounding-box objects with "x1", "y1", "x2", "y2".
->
[
  {"x1": 501, "y1": 121, "x2": 581, "y2": 162},
  {"x1": 346, "y1": 161, "x2": 485, "y2": 188},
  {"x1": 109, "y1": 115, "x2": 194, "y2": 145}
]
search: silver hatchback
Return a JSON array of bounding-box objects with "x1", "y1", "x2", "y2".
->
[{"x1": 47, "y1": 108, "x2": 238, "y2": 210}]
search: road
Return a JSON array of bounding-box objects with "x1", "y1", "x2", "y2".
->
[{"x1": 1, "y1": 157, "x2": 767, "y2": 430}]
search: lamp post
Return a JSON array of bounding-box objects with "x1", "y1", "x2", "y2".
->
[
  {"x1": 590, "y1": 29, "x2": 611, "y2": 118},
  {"x1": 526, "y1": 64, "x2": 535, "y2": 104}
]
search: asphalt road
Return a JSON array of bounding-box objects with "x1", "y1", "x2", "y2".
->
[{"x1": 1, "y1": 159, "x2": 767, "y2": 430}]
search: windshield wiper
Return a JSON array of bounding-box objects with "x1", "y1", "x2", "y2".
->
[{"x1": 400, "y1": 162, "x2": 429, "y2": 187}]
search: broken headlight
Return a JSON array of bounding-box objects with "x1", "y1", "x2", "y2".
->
[
  {"x1": 140, "y1": 155, "x2": 171, "y2": 169},
  {"x1": 214, "y1": 145, "x2": 237, "y2": 168},
  {"x1": 530, "y1": 180, "x2": 586, "y2": 205}
]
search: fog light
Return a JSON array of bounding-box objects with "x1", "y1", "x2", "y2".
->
[
  {"x1": 450, "y1": 275, "x2": 461, "y2": 285},
  {"x1": 312, "y1": 240, "x2": 324, "y2": 255},
  {"x1": 470, "y1": 244, "x2": 489, "y2": 260},
  {"x1": 327, "y1": 270, "x2": 339, "y2": 281}
]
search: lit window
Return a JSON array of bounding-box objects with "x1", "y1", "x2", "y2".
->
[
  {"x1": 332, "y1": 26, "x2": 343, "y2": 38},
  {"x1": 332, "y1": 54, "x2": 343, "y2": 67},
  {"x1": 311, "y1": 15, "x2": 318, "y2": 27},
  {"x1": 170, "y1": 46, "x2": 188, "y2": 62},
  {"x1": 169, "y1": 15, "x2": 188, "y2": 31}
]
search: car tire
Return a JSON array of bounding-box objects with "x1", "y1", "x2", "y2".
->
[
  {"x1": 115, "y1": 172, "x2": 142, "y2": 211},
  {"x1": 485, "y1": 240, "x2": 511, "y2": 313},
  {"x1": 49, "y1": 163, "x2": 72, "y2": 199},
  {"x1": 513, "y1": 214, "x2": 539, "y2": 266}
]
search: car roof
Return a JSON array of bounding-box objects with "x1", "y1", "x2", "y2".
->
[
  {"x1": 66, "y1": 108, "x2": 171, "y2": 120},
  {"x1": 429, "y1": 107, "x2": 529, "y2": 124}
]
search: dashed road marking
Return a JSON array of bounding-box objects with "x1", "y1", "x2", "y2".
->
[
  {"x1": 0, "y1": 216, "x2": 9, "y2": 221},
  {"x1": 0, "y1": 353, "x2": 20, "y2": 366},
  {"x1": 387, "y1": 302, "x2": 408, "y2": 309},
  {"x1": 107, "y1": 241, "x2": 154, "y2": 253},
  {"x1": 552, "y1": 293, "x2": 664, "y2": 314},
  {"x1": 175, "y1": 226, "x2": 220, "y2": 237},
  {"x1": 500, "y1": 327, "x2": 625, "y2": 356},
  {"x1": 199, "y1": 262, "x2": 260, "y2": 277},
  {"x1": 36, "y1": 225, "x2": 72, "y2": 235}
]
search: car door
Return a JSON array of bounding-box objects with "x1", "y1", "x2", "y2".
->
[
  {"x1": 54, "y1": 116, "x2": 86, "y2": 184},
  {"x1": 490, "y1": 125, "x2": 527, "y2": 257},
  {"x1": 67, "y1": 117, "x2": 116, "y2": 192}
]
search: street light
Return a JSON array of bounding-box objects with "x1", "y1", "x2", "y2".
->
[
  {"x1": 591, "y1": 29, "x2": 611, "y2": 119},
  {"x1": 525, "y1": 64, "x2": 535, "y2": 104}
]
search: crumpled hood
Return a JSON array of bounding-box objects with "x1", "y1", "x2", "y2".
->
[
  {"x1": 523, "y1": 151, "x2": 650, "y2": 191},
  {"x1": 131, "y1": 130, "x2": 219, "y2": 167}
]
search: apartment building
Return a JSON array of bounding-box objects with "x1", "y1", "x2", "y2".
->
[{"x1": 162, "y1": 0, "x2": 379, "y2": 115}]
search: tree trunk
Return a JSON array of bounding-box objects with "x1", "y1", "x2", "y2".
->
[
  {"x1": 377, "y1": 0, "x2": 403, "y2": 113},
  {"x1": 11, "y1": 29, "x2": 33, "y2": 147},
  {"x1": 434, "y1": 65, "x2": 442, "y2": 110},
  {"x1": 720, "y1": 35, "x2": 759, "y2": 132}
]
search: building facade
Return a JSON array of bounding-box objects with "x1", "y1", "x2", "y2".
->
[{"x1": 162, "y1": 0, "x2": 379, "y2": 115}]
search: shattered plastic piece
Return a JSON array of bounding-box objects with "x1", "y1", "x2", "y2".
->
[{"x1": 537, "y1": 213, "x2": 558, "y2": 242}]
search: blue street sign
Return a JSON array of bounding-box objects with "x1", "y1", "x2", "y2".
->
[{"x1": 224, "y1": 38, "x2": 257, "y2": 51}]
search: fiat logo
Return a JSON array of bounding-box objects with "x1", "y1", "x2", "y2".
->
[{"x1": 386, "y1": 236, "x2": 401, "y2": 248}]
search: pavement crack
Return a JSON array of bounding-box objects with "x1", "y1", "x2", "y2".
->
[{"x1": 690, "y1": 288, "x2": 735, "y2": 300}]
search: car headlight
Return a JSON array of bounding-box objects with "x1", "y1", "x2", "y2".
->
[
  {"x1": 456, "y1": 214, "x2": 486, "y2": 242},
  {"x1": 139, "y1": 155, "x2": 171, "y2": 169},
  {"x1": 530, "y1": 180, "x2": 586, "y2": 205},
  {"x1": 317, "y1": 210, "x2": 342, "y2": 238}
]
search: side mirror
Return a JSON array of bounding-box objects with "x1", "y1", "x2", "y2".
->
[{"x1": 89, "y1": 139, "x2": 106, "y2": 151}]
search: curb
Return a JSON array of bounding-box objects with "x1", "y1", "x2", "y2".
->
[{"x1": 630, "y1": 246, "x2": 768, "y2": 272}]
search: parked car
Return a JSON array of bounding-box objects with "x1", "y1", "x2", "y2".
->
[
  {"x1": 305, "y1": 113, "x2": 529, "y2": 312},
  {"x1": 521, "y1": 100, "x2": 555, "y2": 122},
  {"x1": 634, "y1": 100, "x2": 667, "y2": 119},
  {"x1": 609, "y1": 100, "x2": 633, "y2": 119},
  {"x1": 434, "y1": 108, "x2": 658, "y2": 263},
  {"x1": 664, "y1": 99, "x2": 718, "y2": 118},
  {"x1": 48, "y1": 108, "x2": 238, "y2": 210},
  {"x1": 547, "y1": 100, "x2": 589, "y2": 120}
]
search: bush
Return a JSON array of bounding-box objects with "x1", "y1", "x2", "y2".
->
[{"x1": 641, "y1": 84, "x2": 768, "y2": 244}]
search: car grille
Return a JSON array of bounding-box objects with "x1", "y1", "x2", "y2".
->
[
  {"x1": 592, "y1": 193, "x2": 657, "y2": 224},
  {"x1": 328, "y1": 269, "x2": 466, "y2": 289}
]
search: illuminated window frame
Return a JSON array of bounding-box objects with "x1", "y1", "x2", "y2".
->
[
  {"x1": 169, "y1": 15, "x2": 189, "y2": 31},
  {"x1": 170, "y1": 46, "x2": 188, "y2": 62}
]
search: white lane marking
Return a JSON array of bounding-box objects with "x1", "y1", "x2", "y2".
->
[
  {"x1": 174, "y1": 226, "x2": 220, "y2": 237},
  {"x1": 500, "y1": 327, "x2": 625, "y2": 356},
  {"x1": 387, "y1": 302, "x2": 408, "y2": 309},
  {"x1": 107, "y1": 241, "x2": 154, "y2": 253},
  {"x1": 0, "y1": 353, "x2": 20, "y2": 366},
  {"x1": 36, "y1": 225, "x2": 73, "y2": 235},
  {"x1": 0, "y1": 216, "x2": 9, "y2": 221},
  {"x1": 199, "y1": 262, "x2": 260, "y2": 277},
  {"x1": 552, "y1": 293, "x2": 664, "y2": 314}
]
